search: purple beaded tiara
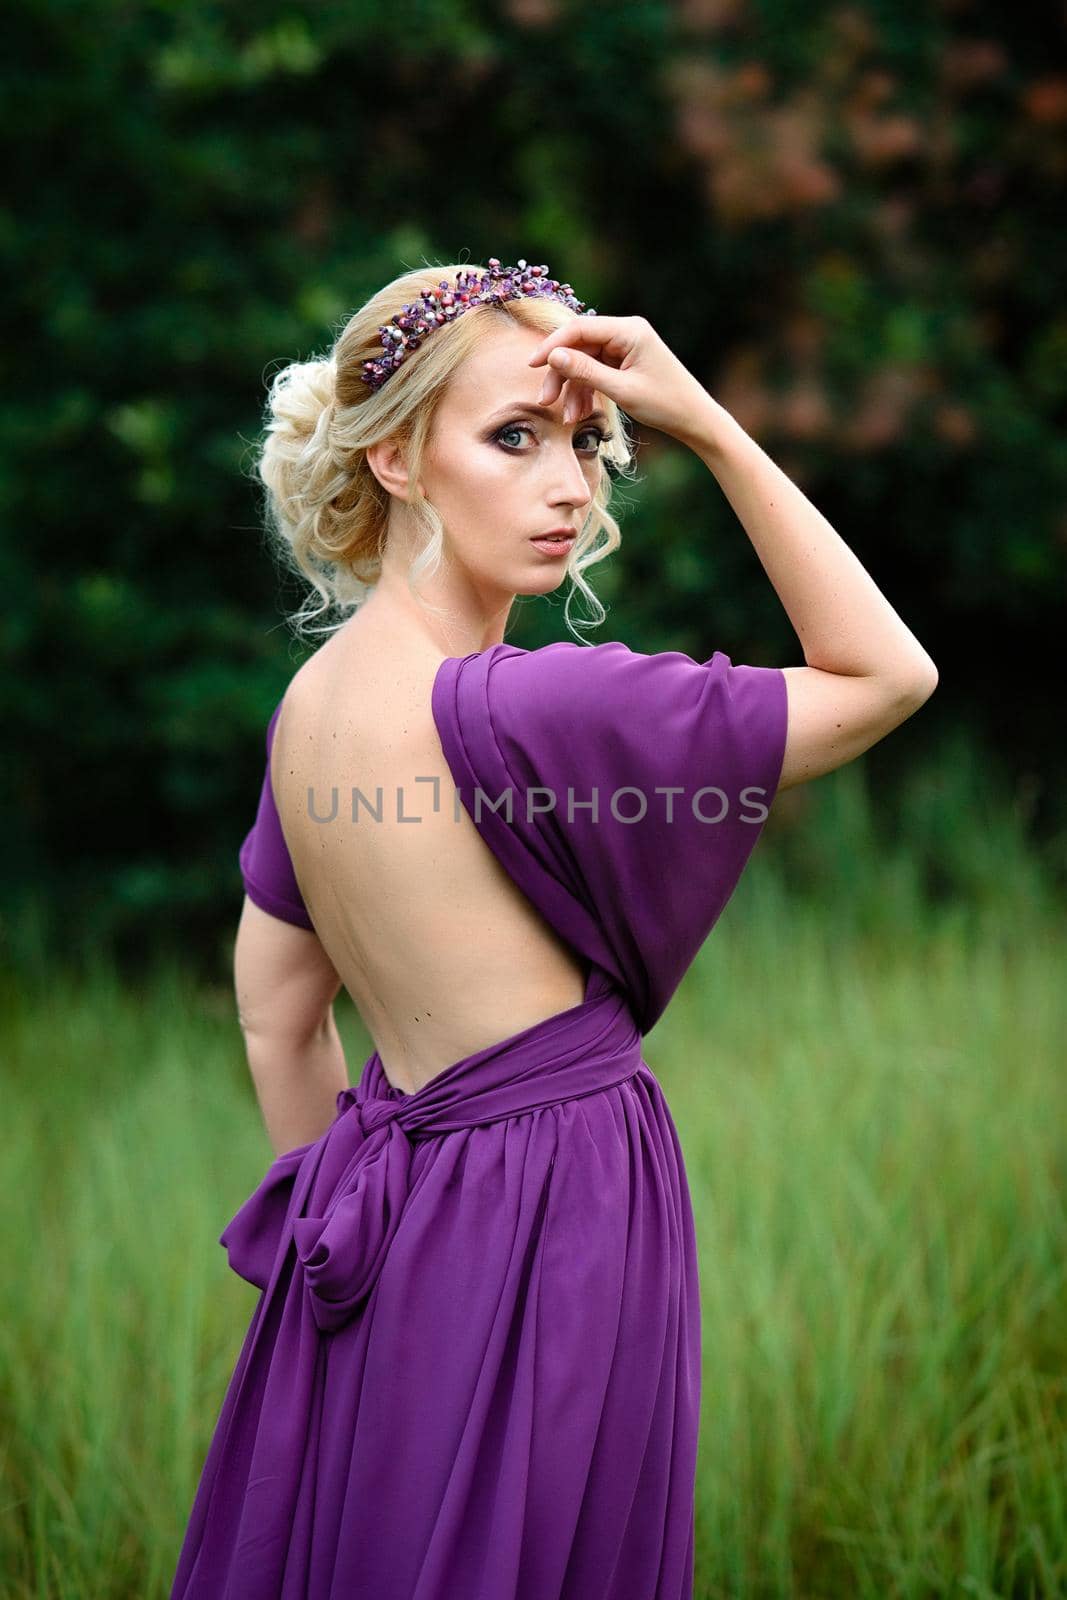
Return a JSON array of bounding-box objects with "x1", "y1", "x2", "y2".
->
[{"x1": 360, "y1": 257, "x2": 597, "y2": 392}]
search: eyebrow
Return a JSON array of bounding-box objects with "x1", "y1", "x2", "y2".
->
[{"x1": 485, "y1": 402, "x2": 610, "y2": 428}]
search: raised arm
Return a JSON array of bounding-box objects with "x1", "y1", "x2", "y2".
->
[
  {"x1": 675, "y1": 394, "x2": 938, "y2": 791},
  {"x1": 530, "y1": 315, "x2": 938, "y2": 793}
]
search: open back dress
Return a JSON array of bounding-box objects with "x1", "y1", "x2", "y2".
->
[{"x1": 169, "y1": 639, "x2": 788, "y2": 1600}]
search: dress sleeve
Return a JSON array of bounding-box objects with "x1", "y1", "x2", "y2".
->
[
  {"x1": 485, "y1": 640, "x2": 788, "y2": 1032},
  {"x1": 237, "y1": 700, "x2": 315, "y2": 931}
]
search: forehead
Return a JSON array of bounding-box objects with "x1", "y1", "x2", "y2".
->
[{"x1": 446, "y1": 321, "x2": 596, "y2": 416}]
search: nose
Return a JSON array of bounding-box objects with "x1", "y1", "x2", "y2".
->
[{"x1": 548, "y1": 439, "x2": 596, "y2": 512}]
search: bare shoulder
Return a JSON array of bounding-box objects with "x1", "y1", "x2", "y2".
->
[{"x1": 281, "y1": 616, "x2": 447, "y2": 739}]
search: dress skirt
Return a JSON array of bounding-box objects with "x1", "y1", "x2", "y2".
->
[{"x1": 169, "y1": 963, "x2": 701, "y2": 1599}]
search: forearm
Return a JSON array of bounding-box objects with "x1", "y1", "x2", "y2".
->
[
  {"x1": 243, "y1": 1008, "x2": 350, "y2": 1158},
  {"x1": 677, "y1": 392, "x2": 937, "y2": 687}
]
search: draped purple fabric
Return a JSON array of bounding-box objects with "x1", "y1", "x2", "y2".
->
[
  {"x1": 171, "y1": 641, "x2": 788, "y2": 1600},
  {"x1": 237, "y1": 701, "x2": 315, "y2": 932},
  {"x1": 433, "y1": 641, "x2": 787, "y2": 1035}
]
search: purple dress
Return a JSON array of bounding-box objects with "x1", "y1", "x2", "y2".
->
[{"x1": 170, "y1": 641, "x2": 788, "y2": 1600}]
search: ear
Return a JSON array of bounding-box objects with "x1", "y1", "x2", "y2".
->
[{"x1": 365, "y1": 438, "x2": 420, "y2": 503}]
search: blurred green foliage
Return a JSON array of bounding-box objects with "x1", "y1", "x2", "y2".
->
[{"x1": 2, "y1": 0, "x2": 1064, "y2": 968}]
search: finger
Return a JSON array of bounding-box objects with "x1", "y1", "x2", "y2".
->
[
  {"x1": 526, "y1": 313, "x2": 631, "y2": 369},
  {"x1": 527, "y1": 323, "x2": 584, "y2": 368},
  {"x1": 537, "y1": 369, "x2": 595, "y2": 420},
  {"x1": 537, "y1": 365, "x2": 565, "y2": 406},
  {"x1": 546, "y1": 347, "x2": 612, "y2": 395},
  {"x1": 563, "y1": 380, "x2": 596, "y2": 425}
]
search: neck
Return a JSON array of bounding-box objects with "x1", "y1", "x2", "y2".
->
[{"x1": 362, "y1": 559, "x2": 515, "y2": 660}]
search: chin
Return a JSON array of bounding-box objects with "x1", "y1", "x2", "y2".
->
[{"x1": 515, "y1": 568, "x2": 570, "y2": 595}]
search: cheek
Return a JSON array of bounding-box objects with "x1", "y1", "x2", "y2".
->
[
  {"x1": 436, "y1": 448, "x2": 515, "y2": 506},
  {"x1": 430, "y1": 456, "x2": 520, "y2": 547}
]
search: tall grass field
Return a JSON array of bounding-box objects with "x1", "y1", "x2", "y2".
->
[{"x1": 2, "y1": 753, "x2": 1064, "y2": 1596}]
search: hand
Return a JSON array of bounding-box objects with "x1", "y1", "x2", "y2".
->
[{"x1": 526, "y1": 314, "x2": 709, "y2": 441}]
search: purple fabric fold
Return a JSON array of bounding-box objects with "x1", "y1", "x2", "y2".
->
[
  {"x1": 290, "y1": 1104, "x2": 414, "y2": 1334},
  {"x1": 432, "y1": 640, "x2": 787, "y2": 1033},
  {"x1": 237, "y1": 699, "x2": 315, "y2": 931}
]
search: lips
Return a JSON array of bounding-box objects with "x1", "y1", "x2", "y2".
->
[{"x1": 530, "y1": 533, "x2": 576, "y2": 556}]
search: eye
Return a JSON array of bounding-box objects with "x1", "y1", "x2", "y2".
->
[
  {"x1": 577, "y1": 425, "x2": 612, "y2": 454},
  {"x1": 492, "y1": 421, "x2": 611, "y2": 456},
  {"x1": 494, "y1": 422, "x2": 532, "y2": 450}
]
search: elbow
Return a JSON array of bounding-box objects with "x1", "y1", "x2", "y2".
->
[
  {"x1": 890, "y1": 645, "x2": 939, "y2": 701},
  {"x1": 909, "y1": 660, "x2": 939, "y2": 703},
  {"x1": 239, "y1": 1005, "x2": 335, "y2": 1055},
  {"x1": 891, "y1": 661, "x2": 939, "y2": 718}
]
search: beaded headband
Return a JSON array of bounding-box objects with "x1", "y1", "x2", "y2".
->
[{"x1": 360, "y1": 257, "x2": 597, "y2": 392}]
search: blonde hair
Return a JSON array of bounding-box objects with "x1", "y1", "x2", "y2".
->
[{"x1": 249, "y1": 260, "x2": 638, "y2": 644}]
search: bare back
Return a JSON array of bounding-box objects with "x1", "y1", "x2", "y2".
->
[{"x1": 269, "y1": 617, "x2": 588, "y2": 1096}]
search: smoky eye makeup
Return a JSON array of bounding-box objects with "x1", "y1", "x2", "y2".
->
[{"x1": 490, "y1": 419, "x2": 611, "y2": 453}]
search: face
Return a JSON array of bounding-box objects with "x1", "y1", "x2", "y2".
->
[{"x1": 414, "y1": 321, "x2": 611, "y2": 601}]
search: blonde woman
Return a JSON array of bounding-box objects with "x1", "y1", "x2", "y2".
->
[{"x1": 170, "y1": 259, "x2": 937, "y2": 1599}]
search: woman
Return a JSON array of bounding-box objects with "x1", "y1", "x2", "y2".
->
[{"x1": 170, "y1": 258, "x2": 937, "y2": 1599}]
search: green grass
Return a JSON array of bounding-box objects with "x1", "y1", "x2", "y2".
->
[
  {"x1": 1, "y1": 753, "x2": 1064, "y2": 1596},
  {"x1": 658, "y1": 881, "x2": 1066, "y2": 1596}
]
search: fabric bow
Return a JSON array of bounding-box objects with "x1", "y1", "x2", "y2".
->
[
  {"x1": 292, "y1": 1096, "x2": 413, "y2": 1332},
  {"x1": 220, "y1": 1089, "x2": 415, "y2": 1334}
]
